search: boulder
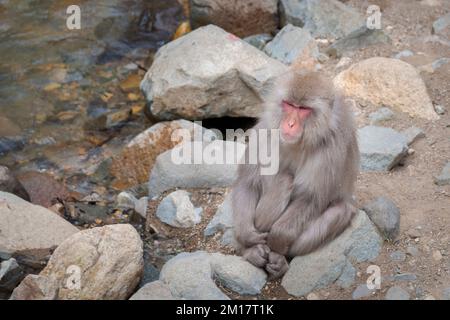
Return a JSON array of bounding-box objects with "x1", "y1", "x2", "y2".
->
[
  {"x1": 159, "y1": 251, "x2": 266, "y2": 299},
  {"x1": 10, "y1": 224, "x2": 143, "y2": 300},
  {"x1": 0, "y1": 192, "x2": 78, "y2": 255},
  {"x1": 110, "y1": 120, "x2": 217, "y2": 189},
  {"x1": 190, "y1": 0, "x2": 279, "y2": 38},
  {"x1": 279, "y1": 0, "x2": 364, "y2": 39},
  {"x1": 281, "y1": 210, "x2": 382, "y2": 297},
  {"x1": 264, "y1": 24, "x2": 319, "y2": 65},
  {"x1": 148, "y1": 140, "x2": 245, "y2": 197},
  {"x1": 357, "y1": 126, "x2": 409, "y2": 171},
  {"x1": 334, "y1": 57, "x2": 438, "y2": 120},
  {"x1": 140, "y1": 25, "x2": 287, "y2": 120}
]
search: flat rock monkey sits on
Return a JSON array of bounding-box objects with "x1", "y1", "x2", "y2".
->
[{"x1": 232, "y1": 70, "x2": 360, "y2": 279}]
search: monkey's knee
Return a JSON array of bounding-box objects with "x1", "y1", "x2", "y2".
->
[{"x1": 242, "y1": 244, "x2": 270, "y2": 268}]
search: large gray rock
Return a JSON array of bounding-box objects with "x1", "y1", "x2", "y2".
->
[
  {"x1": 363, "y1": 197, "x2": 400, "y2": 241},
  {"x1": 0, "y1": 192, "x2": 79, "y2": 255},
  {"x1": 140, "y1": 25, "x2": 287, "y2": 120},
  {"x1": 190, "y1": 0, "x2": 279, "y2": 38},
  {"x1": 0, "y1": 166, "x2": 29, "y2": 201},
  {"x1": 434, "y1": 162, "x2": 450, "y2": 186},
  {"x1": 326, "y1": 26, "x2": 390, "y2": 58},
  {"x1": 357, "y1": 126, "x2": 409, "y2": 171},
  {"x1": 129, "y1": 281, "x2": 174, "y2": 300},
  {"x1": 282, "y1": 210, "x2": 382, "y2": 297},
  {"x1": 148, "y1": 140, "x2": 246, "y2": 197},
  {"x1": 10, "y1": 224, "x2": 143, "y2": 300},
  {"x1": 159, "y1": 251, "x2": 267, "y2": 299},
  {"x1": 156, "y1": 190, "x2": 202, "y2": 228},
  {"x1": 264, "y1": 24, "x2": 318, "y2": 65},
  {"x1": 279, "y1": 0, "x2": 364, "y2": 39}
]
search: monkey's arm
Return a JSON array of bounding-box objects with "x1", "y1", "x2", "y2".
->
[{"x1": 232, "y1": 165, "x2": 267, "y2": 247}]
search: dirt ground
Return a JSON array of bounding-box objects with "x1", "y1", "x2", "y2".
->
[{"x1": 143, "y1": 0, "x2": 450, "y2": 300}]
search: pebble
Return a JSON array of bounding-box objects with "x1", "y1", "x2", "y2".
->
[{"x1": 432, "y1": 250, "x2": 442, "y2": 262}]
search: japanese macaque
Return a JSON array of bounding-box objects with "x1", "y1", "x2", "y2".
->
[{"x1": 232, "y1": 70, "x2": 360, "y2": 279}]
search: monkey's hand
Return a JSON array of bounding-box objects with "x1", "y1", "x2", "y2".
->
[
  {"x1": 267, "y1": 219, "x2": 298, "y2": 256},
  {"x1": 235, "y1": 227, "x2": 268, "y2": 247}
]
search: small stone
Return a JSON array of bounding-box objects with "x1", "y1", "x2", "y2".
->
[
  {"x1": 432, "y1": 250, "x2": 442, "y2": 261},
  {"x1": 306, "y1": 292, "x2": 320, "y2": 300},
  {"x1": 368, "y1": 107, "x2": 395, "y2": 125},
  {"x1": 135, "y1": 197, "x2": 148, "y2": 219},
  {"x1": 352, "y1": 284, "x2": 375, "y2": 299},
  {"x1": 390, "y1": 251, "x2": 406, "y2": 262},
  {"x1": 385, "y1": 286, "x2": 410, "y2": 300},
  {"x1": 363, "y1": 197, "x2": 400, "y2": 241},
  {"x1": 401, "y1": 127, "x2": 425, "y2": 146},
  {"x1": 434, "y1": 104, "x2": 446, "y2": 115},
  {"x1": 116, "y1": 191, "x2": 137, "y2": 209},
  {"x1": 406, "y1": 246, "x2": 419, "y2": 257},
  {"x1": 156, "y1": 190, "x2": 202, "y2": 228},
  {"x1": 394, "y1": 50, "x2": 414, "y2": 59},
  {"x1": 407, "y1": 228, "x2": 421, "y2": 239},
  {"x1": 394, "y1": 273, "x2": 417, "y2": 282},
  {"x1": 435, "y1": 162, "x2": 450, "y2": 186}
]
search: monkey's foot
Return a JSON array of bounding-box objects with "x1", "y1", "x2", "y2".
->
[
  {"x1": 242, "y1": 244, "x2": 270, "y2": 268},
  {"x1": 266, "y1": 252, "x2": 289, "y2": 280}
]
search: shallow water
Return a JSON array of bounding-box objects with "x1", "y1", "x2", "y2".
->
[{"x1": 0, "y1": 0, "x2": 184, "y2": 175}]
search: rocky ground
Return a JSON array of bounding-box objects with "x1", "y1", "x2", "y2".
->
[{"x1": 0, "y1": 0, "x2": 449, "y2": 300}]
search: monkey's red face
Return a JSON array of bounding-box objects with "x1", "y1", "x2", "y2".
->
[{"x1": 280, "y1": 100, "x2": 312, "y2": 143}]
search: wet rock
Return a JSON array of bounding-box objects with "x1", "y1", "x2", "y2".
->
[
  {"x1": 11, "y1": 224, "x2": 143, "y2": 300},
  {"x1": 148, "y1": 140, "x2": 245, "y2": 197},
  {"x1": 358, "y1": 126, "x2": 409, "y2": 172},
  {"x1": 434, "y1": 162, "x2": 450, "y2": 186},
  {"x1": 135, "y1": 197, "x2": 149, "y2": 219},
  {"x1": 385, "y1": 286, "x2": 410, "y2": 300},
  {"x1": 190, "y1": 0, "x2": 279, "y2": 38},
  {"x1": 406, "y1": 228, "x2": 421, "y2": 239},
  {"x1": 140, "y1": 25, "x2": 287, "y2": 120},
  {"x1": 363, "y1": 196, "x2": 400, "y2": 240},
  {"x1": 279, "y1": 0, "x2": 364, "y2": 39},
  {"x1": 334, "y1": 58, "x2": 438, "y2": 120},
  {"x1": 129, "y1": 280, "x2": 174, "y2": 300},
  {"x1": 394, "y1": 50, "x2": 414, "y2": 60},
  {"x1": 326, "y1": 27, "x2": 390, "y2": 58},
  {"x1": 368, "y1": 107, "x2": 395, "y2": 125},
  {"x1": 17, "y1": 172, "x2": 79, "y2": 208},
  {"x1": 432, "y1": 13, "x2": 450, "y2": 35},
  {"x1": 401, "y1": 127, "x2": 425, "y2": 146},
  {"x1": 0, "y1": 166, "x2": 29, "y2": 201},
  {"x1": 264, "y1": 24, "x2": 319, "y2": 65},
  {"x1": 390, "y1": 251, "x2": 406, "y2": 262},
  {"x1": 111, "y1": 120, "x2": 217, "y2": 189},
  {"x1": 352, "y1": 284, "x2": 375, "y2": 299},
  {"x1": 0, "y1": 136, "x2": 25, "y2": 156},
  {"x1": 156, "y1": 190, "x2": 202, "y2": 228},
  {"x1": 243, "y1": 34, "x2": 273, "y2": 51},
  {"x1": 159, "y1": 251, "x2": 266, "y2": 299},
  {"x1": 432, "y1": 250, "x2": 442, "y2": 262},
  {"x1": 85, "y1": 108, "x2": 131, "y2": 130},
  {"x1": 0, "y1": 192, "x2": 79, "y2": 255},
  {"x1": 282, "y1": 210, "x2": 382, "y2": 297},
  {"x1": 0, "y1": 258, "x2": 24, "y2": 293}
]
